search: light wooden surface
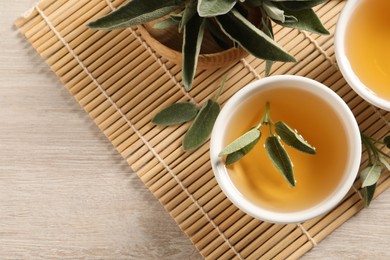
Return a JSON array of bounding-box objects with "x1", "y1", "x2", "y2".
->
[{"x1": 1, "y1": 1, "x2": 389, "y2": 259}]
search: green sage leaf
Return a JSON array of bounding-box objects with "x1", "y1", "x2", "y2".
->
[
  {"x1": 153, "y1": 17, "x2": 180, "y2": 29},
  {"x1": 263, "y1": 1, "x2": 286, "y2": 23},
  {"x1": 183, "y1": 99, "x2": 220, "y2": 151},
  {"x1": 220, "y1": 128, "x2": 261, "y2": 156},
  {"x1": 206, "y1": 19, "x2": 232, "y2": 50},
  {"x1": 360, "y1": 165, "x2": 382, "y2": 188},
  {"x1": 265, "y1": 135, "x2": 295, "y2": 186},
  {"x1": 245, "y1": 0, "x2": 264, "y2": 7},
  {"x1": 215, "y1": 9, "x2": 296, "y2": 62},
  {"x1": 275, "y1": 121, "x2": 316, "y2": 154},
  {"x1": 384, "y1": 135, "x2": 390, "y2": 149},
  {"x1": 152, "y1": 102, "x2": 198, "y2": 126},
  {"x1": 362, "y1": 184, "x2": 376, "y2": 207},
  {"x1": 273, "y1": 8, "x2": 329, "y2": 35},
  {"x1": 197, "y1": 0, "x2": 237, "y2": 17},
  {"x1": 179, "y1": 0, "x2": 197, "y2": 32},
  {"x1": 379, "y1": 157, "x2": 390, "y2": 171},
  {"x1": 87, "y1": 0, "x2": 184, "y2": 30},
  {"x1": 261, "y1": 17, "x2": 275, "y2": 76},
  {"x1": 276, "y1": 0, "x2": 328, "y2": 11},
  {"x1": 182, "y1": 14, "x2": 206, "y2": 91},
  {"x1": 226, "y1": 134, "x2": 261, "y2": 165}
]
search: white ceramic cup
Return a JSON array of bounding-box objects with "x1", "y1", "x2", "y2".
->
[
  {"x1": 210, "y1": 75, "x2": 361, "y2": 224},
  {"x1": 335, "y1": 0, "x2": 390, "y2": 111}
]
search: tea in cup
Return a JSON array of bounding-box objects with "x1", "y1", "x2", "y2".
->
[{"x1": 210, "y1": 76, "x2": 361, "y2": 223}]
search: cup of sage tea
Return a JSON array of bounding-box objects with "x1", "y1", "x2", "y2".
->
[
  {"x1": 210, "y1": 76, "x2": 361, "y2": 224},
  {"x1": 335, "y1": 0, "x2": 390, "y2": 111}
]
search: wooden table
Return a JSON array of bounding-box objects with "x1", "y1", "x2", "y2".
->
[{"x1": 1, "y1": 1, "x2": 389, "y2": 259}]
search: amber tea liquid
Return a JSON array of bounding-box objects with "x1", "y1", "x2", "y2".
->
[
  {"x1": 224, "y1": 87, "x2": 349, "y2": 212},
  {"x1": 346, "y1": 0, "x2": 390, "y2": 100}
]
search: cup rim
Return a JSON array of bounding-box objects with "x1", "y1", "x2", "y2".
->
[
  {"x1": 335, "y1": 0, "x2": 390, "y2": 111},
  {"x1": 210, "y1": 75, "x2": 361, "y2": 224}
]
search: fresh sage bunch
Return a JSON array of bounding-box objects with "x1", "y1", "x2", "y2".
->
[
  {"x1": 360, "y1": 134, "x2": 390, "y2": 206},
  {"x1": 219, "y1": 102, "x2": 316, "y2": 187},
  {"x1": 152, "y1": 78, "x2": 226, "y2": 151},
  {"x1": 88, "y1": 0, "x2": 329, "y2": 90}
]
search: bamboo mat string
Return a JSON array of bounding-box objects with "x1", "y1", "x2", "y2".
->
[
  {"x1": 351, "y1": 185, "x2": 364, "y2": 201},
  {"x1": 297, "y1": 223, "x2": 318, "y2": 246},
  {"x1": 370, "y1": 106, "x2": 390, "y2": 130},
  {"x1": 241, "y1": 57, "x2": 261, "y2": 80},
  {"x1": 35, "y1": 3, "x2": 243, "y2": 259},
  {"x1": 103, "y1": 0, "x2": 198, "y2": 106},
  {"x1": 301, "y1": 31, "x2": 337, "y2": 68}
]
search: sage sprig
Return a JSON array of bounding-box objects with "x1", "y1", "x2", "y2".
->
[
  {"x1": 219, "y1": 102, "x2": 316, "y2": 187},
  {"x1": 152, "y1": 77, "x2": 226, "y2": 151},
  {"x1": 360, "y1": 133, "x2": 390, "y2": 207}
]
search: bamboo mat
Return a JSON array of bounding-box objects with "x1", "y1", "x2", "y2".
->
[{"x1": 16, "y1": 0, "x2": 390, "y2": 259}]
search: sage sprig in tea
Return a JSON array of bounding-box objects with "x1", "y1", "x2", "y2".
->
[{"x1": 219, "y1": 102, "x2": 316, "y2": 187}]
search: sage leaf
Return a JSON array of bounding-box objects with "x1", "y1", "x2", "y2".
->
[
  {"x1": 245, "y1": 0, "x2": 264, "y2": 7},
  {"x1": 206, "y1": 19, "x2": 232, "y2": 50},
  {"x1": 183, "y1": 99, "x2": 220, "y2": 151},
  {"x1": 197, "y1": 0, "x2": 237, "y2": 17},
  {"x1": 263, "y1": 1, "x2": 286, "y2": 23},
  {"x1": 277, "y1": 0, "x2": 328, "y2": 11},
  {"x1": 179, "y1": 0, "x2": 197, "y2": 32},
  {"x1": 265, "y1": 61, "x2": 273, "y2": 77},
  {"x1": 362, "y1": 184, "x2": 376, "y2": 207},
  {"x1": 220, "y1": 128, "x2": 261, "y2": 156},
  {"x1": 273, "y1": 8, "x2": 329, "y2": 35},
  {"x1": 87, "y1": 0, "x2": 184, "y2": 30},
  {"x1": 215, "y1": 9, "x2": 296, "y2": 62},
  {"x1": 182, "y1": 14, "x2": 206, "y2": 90},
  {"x1": 384, "y1": 135, "x2": 390, "y2": 149},
  {"x1": 226, "y1": 134, "x2": 261, "y2": 165},
  {"x1": 360, "y1": 165, "x2": 382, "y2": 188},
  {"x1": 379, "y1": 157, "x2": 390, "y2": 171},
  {"x1": 153, "y1": 17, "x2": 180, "y2": 30},
  {"x1": 275, "y1": 121, "x2": 316, "y2": 154},
  {"x1": 261, "y1": 17, "x2": 275, "y2": 76},
  {"x1": 265, "y1": 136, "x2": 295, "y2": 186},
  {"x1": 152, "y1": 102, "x2": 198, "y2": 126}
]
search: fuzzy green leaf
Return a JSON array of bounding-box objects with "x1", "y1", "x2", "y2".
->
[
  {"x1": 275, "y1": 121, "x2": 316, "y2": 154},
  {"x1": 261, "y1": 17, "x2": 275, "y2": 76},
  {"x1": 215, "y1": 9, "x2": 296, "y2": 62},
  {"x1": 179, "y1": 0, "x2": 197, "y2": 32},
  {"x1": 362, "y1": 184, "x2": 376, "y2": 207},
  {"x1": 152, "y1": 102, "x2": 198, "y2": 126},
  {"x1": 206, "y1": 19, "x2": 232, "y2": 50},
  {"x1": 153, "y1": 17, "x2": 180, "y2": 29},
  {"x1": 273, "y1": 8, "x2": 329, "y2": 35},
  {"x1": 379, "y1": 157, "x2": 390, "y2": 171},
  {"x1": 87, "y1": 0, "x2": 184, "y2": 30},
  {"x1": 220, "y1": 128, "x2": 261, "y2": 156},
  {"x1": 226, "y1": 134, "x2": 261, "y2": 165},
  {"x1": 384, "y1": 135, "x2": 390, "y2": 149},
  {"x1": 245, "y1": 0, "x2": 264, "y2": 7},
  {"x1": 182, "y1": 14, "x2": 206, "y2": 91},
  {"x1": 263, "y1": 1, "x2": 286, "y2": 23},
  {"x1": 360, "y1": 165, "x2": 382, "y2": 188},
  {"x1": 183, "y1": 99, "x2": 220, "y2": 151},
  {"x1": 276, "y1": 0, "x2": 328, "y2": 11},
  {"x1": 197, "y1": 0, "x2": 237, "y2": 17},
  {"x1": 265, "y1": 136, "x2": 295, "y2": 186}
]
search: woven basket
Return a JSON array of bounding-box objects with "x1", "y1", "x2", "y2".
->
[{"x1": 135, "y1": 8, "x2": 266, "y2": 69}]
